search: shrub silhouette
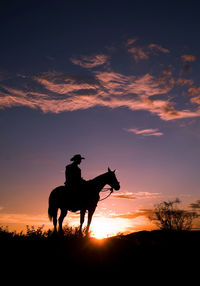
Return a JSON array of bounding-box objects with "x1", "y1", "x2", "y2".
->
[
  {"x1": 151, "y1": 198, "x2": 197, "y2": 231},
  {"x1": 0, "y1": 224, "x2": 89, "y2": 240},
  {"x1": 1, "y1": 222, "x2": 200, "y2": 277},
  {"x1": 190, "y1": 200, "x2": 200, "y2": 215}
]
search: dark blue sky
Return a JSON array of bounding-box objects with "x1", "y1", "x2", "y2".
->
[{"x1": 1, "y1": 1, "x2": 200, "y2": 71}]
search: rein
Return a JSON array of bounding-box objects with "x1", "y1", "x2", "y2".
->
[{"x1": 99, "y1": 187, "x2": 113, "y2": 201}]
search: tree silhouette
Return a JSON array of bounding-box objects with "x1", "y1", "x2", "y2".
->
[
  {"x1": 151, "y1": 198, "x2": 197, "y2": 231},
  {"x1": 190, "y1": 200, "x2": 200, "y2": 215}
]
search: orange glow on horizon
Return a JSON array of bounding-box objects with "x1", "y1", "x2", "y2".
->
[
  {"x1": 0, "y1": 211, "x2": 157, "y2": 236},
  {"x1": 90, "y1": 216, "x2": 130, "y2": 239}
]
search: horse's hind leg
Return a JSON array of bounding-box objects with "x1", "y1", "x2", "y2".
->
[
  {"x1": 58, "y1": 208, "x2": 68, "y2": 232},
  {"x1": 86, "y1": 207, "x2": 95, "y2": 236}
]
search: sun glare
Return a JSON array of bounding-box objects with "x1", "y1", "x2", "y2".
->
[{"x1": 90, "y1": 217, "x2": 123, "y2": 239}]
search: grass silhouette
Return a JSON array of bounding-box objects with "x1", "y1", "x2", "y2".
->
[{"x1": 1, "y1": 225, "x2": 200, "y2": 279}]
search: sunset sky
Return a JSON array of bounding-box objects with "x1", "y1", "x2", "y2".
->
[{"x1": 0, "y1": 0, "x2": 200, "y2": 236}]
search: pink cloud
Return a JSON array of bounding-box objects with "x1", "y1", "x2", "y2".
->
[
  {"x1": 0, "y1": 85, "x2": 101, "y2": 113},
  {"x1": 1, "y1": 51, "x2": 200, "y2": 122},
  {"x1": 113, "y1": 192, "x2": 136, "y2": 200},
  {"x1": 1, "y1": 69, "x2": 200, "y2": 121},
  {"x1": 110, "y1": 209, "x2": 154, "y2": 220},
  {"x1": 126, "y1": 37, "x2": 138, "y2": 46},
  {"x1": 70, "y1": 54, "x2": 109, "y2": 68},
  {"x1": 190, "y1": 96, "x2": 200, "y2": 105},
  {"x1": 181, "y1": 54, "x2": 196, "y2": 62},
  {"x1": 187, "y1": 87, "x2": 200, "y2": 105},
  {"x1": 127, "y1": 40, "x2": 170, "y2": 61},
  {"x1": 151, "y1": 99, "x2": 200, "y2": 121},
  {"x1": 125, "y1": 128, "x2": 163, "y2": 136},
  {"x1": 177, "y1": 78, "x2": 194, "y2": 86},
  {"x1": 128, "y1": 46, "x2": 149, "y2": 61},
  {"x1": 96, "y1": 71, "x2": 174, "y2": 97},
  {"x1": 113, "y1": 191, "x2": 161, "y2": 199},
  {"x1": 188, "y1": 86, "x2": 200, "y2": 96},
  {"x1": 148, "y1": 43, "x2": 170, "y2": 54},
  {"x1": 35, "y1": 77, "x2": 97, "y2": 94}
]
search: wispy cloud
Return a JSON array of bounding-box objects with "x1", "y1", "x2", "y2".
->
[
  {"x1": 126, "y1": 37, "x2": 138, "y2": 46},
  {"x1": 179, "y1": 55, "x2": 196, "y2": 76},
  {"x1": 113, "y1": 192, "x2": 136, "y2": 200},
  {"x1": 128, "y1": 46, "x2": 149, "y2": 61},
  {"x1": 1, "y1": 40, "x2": 200, "y2": 122},
  {"x1": 126, "y1": 39, "x2": 169, "y2": 61},
  {"x1": 1, "y1": 69, "x2": 200, "y2": 120},
  {"x1": 95, "y1": 71, "x2": 174, "y2": 97},
  {"x1": 35, "y1": 77, "x2": 97, "y2": 94},
  {"x1": 181, "y1": 54, "x2": 196, "y2": 62},
  {"x1": 110, "y1": 209, "x2": 154, "y2": 220},
  {"x1": 125, "y1": 128, "x2": 163, "y2": 136},
  {"x1": 148, "y1": 43, "x2": 170, "y2": 54},
  {"x1": 188, "y1": 87, "x2": 200, "y2": 96},
  {"x1": 70, "y1": 54, "x2": 109, "y2": 68},
  {"x1": 177, "y1": 78, "x2": 194, "y2": 86},
  {"x1": 187, "y1": 87, "x2": 200, "y2": 105},
  {"x1": 113, "y1": 191, "x2": 161, "y2": 199}
]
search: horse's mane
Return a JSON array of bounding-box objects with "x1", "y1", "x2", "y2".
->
[{"x1": 87, "y1": 171, "x2": 108, "y2": 185}]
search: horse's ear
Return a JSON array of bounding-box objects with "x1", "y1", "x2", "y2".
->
[
  {"x1": 108, "y1": 167, "x2": 111, "y2": 172},
  {"x1": 113, "y1": 169, "x2": 116, "y2": 173}
]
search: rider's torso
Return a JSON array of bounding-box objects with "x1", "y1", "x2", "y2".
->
[{"x1": 65, "y1": 163, "x2": 83, "y2": 188}]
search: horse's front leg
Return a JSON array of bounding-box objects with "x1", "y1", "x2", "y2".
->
[
  {"x1": 79, "y1": 209, "x2": 86, "y2": 235},
  {"x1": 58, "y1": 208, "x2": 68, "y2": 232},
  {"x1": 86, "y1": 207, "x2": 96, "y2": 236}
]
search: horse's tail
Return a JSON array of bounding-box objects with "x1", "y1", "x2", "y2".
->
[{"x1": 48, "y1": 189, "x2": 58, "y2": 221}]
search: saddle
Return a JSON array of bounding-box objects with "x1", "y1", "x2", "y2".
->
[{"x1": 63, "y1": 184, "x2": 86, "y2": 212}]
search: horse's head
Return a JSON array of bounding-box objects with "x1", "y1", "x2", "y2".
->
[{"x1": 107, "y1": 167, "x2": 120, "y2": 191}]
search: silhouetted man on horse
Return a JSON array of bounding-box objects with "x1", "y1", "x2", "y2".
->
[
  {"x1": 48, "y1": 154, "x2": 120, "y2": 233},
  {"x1": 64, "y1": 154, "x2": 86, "y2": 193}
]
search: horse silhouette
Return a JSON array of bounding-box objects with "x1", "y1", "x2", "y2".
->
[{"x1": 48, "y1": 167, "x2": 120, "y2": 235}]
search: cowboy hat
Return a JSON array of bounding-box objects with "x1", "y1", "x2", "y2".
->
[{"x1": 70, "y1": 154, "x2": 85, "y2": 161}]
